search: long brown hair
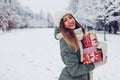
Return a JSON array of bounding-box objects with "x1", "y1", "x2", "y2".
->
[{"x1": 60, "y1": 14, "x2": 85, "y2": 52}]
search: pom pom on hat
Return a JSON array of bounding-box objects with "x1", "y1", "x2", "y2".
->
[{"x1": 54, "y1": 10, "x2": 73, "y2": 27}]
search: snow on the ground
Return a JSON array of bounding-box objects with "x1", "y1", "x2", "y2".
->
[{"x1": 0, "y1": 28, "x2": 120, "y2": 80}]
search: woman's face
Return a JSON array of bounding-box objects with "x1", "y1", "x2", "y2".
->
[{"x1": 62, "y1": 14, "x2": 75, "y2": 29}]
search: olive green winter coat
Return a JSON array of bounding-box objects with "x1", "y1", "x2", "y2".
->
[{"x1": 54, "y1": 27, "x2": 95, "y2": 80}]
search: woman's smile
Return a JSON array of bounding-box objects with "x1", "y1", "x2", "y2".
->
[{"x1": 68, "y1": 21, "x2": 75, "y2": 27}]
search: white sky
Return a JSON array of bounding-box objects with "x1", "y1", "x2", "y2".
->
[{"x1": 18, "y1": 0, "x2": 70, "y2": 15}]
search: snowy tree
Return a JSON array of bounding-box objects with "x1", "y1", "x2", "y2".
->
[
  {"x1": 68, "y1": 0, "x2": 79, "y2": 13},
  {"x1": 39, "y1": 10, "x2": 44, "y2": 20},
  {"x1": 0, "y1": 0, "x2": 55, "y2": 30},
  {"x1": 68, "y1": 0, "x2": 120, "y2": 32},
  {"x1": 47, "y1": 12, "x2": 54, "y2": 28},
  {"x1": 0, "y1": 0, "x2": 24, "y2": 31},
  {"x1": 71, "y1": 0, "x2": 100, "y2": 27}
]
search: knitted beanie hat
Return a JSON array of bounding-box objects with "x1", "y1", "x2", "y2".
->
[{"x1": 54, "y1": 10, "x2": 73, "y2": 27}]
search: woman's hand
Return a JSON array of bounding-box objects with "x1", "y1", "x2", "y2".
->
[{"x1": 93, "y1": 56, "x2": 107, "y2": 68}]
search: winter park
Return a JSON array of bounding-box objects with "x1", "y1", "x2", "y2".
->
[{"x1": 0, "y1": 0, "x2": 120, "y2": 80}]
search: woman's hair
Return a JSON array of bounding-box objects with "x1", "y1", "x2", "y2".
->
[{"x1": 60, "y1": 14, "x2": 85, "y2": 52}]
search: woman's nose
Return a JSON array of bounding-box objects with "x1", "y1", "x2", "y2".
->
[{"x1": 67, "y1": 19, "x2": 72, "y2": 23}]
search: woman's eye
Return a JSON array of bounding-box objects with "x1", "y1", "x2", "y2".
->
[
  {"x1": 63, "y1": 19, "x2": 67, "y2": 22},
  {"x1": 69, "y1": 16, "x2": 72, "y2": 19}
]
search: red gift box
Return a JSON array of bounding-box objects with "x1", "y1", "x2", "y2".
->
[
  {"x1": 82, "y1": 47, "x2": 103, "y2": 64},
  {"x1": 81, "y1": 34, "x2": 92, "y2": 48},
  {"x1": 81, "y1": 30, "x2": 98, "y2": 48}
]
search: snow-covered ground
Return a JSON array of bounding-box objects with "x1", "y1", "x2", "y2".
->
[{"x1": 0, "y1": 28, "x2": 120, "y2": 80}]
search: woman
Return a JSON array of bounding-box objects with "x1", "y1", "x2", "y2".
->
[{"x1": 54, "y1": 10, "x2": 107, "y2": 80}]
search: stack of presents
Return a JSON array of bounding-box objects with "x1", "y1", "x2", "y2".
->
[{"x1": 81, "y1": 30, "x2": 103, "y2": 64}]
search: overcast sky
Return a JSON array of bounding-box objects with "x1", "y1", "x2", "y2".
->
[{"x1": 18, "y1": 0, "x2": 70, "y2": 15}]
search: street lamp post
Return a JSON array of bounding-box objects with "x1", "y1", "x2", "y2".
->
[
  {"x1": 104, "y1": 18, "x2": 107, "y2": 41},
  {"x1": 103, "y1": 0, "x2": 108, "y2": 41}
]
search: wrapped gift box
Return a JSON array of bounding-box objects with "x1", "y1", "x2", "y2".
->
[
  {"x1": 83, "y1": 47, "x2": 103, "y2": 64},
  {"x1": 81, "y1": 34, "x2": 92, "y2": 48},
  {"x1": 83, "y1": 46, "x2": 96, "y2": 54},
  {"x1": 81, "y1": 30, "x2": 98, "y2": 48}
]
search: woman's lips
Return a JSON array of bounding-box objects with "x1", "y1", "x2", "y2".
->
[{"x1": 68, "y1": 22, "x2": 75, "y2": 27}]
